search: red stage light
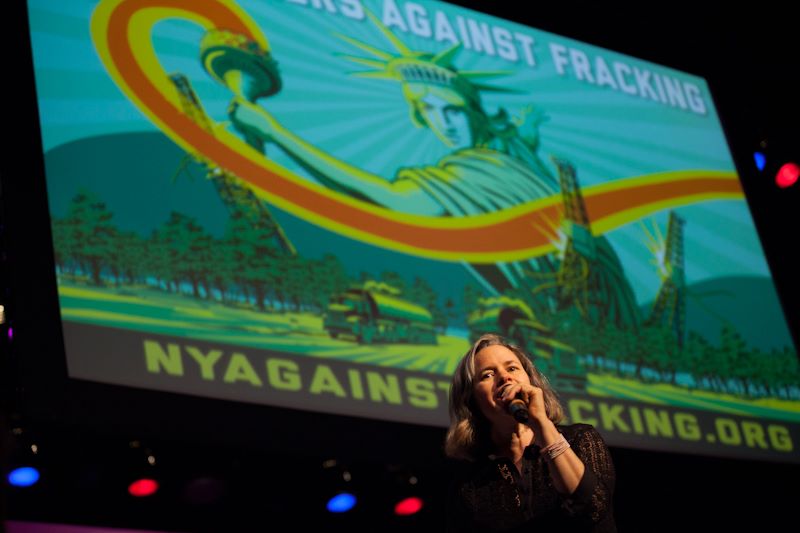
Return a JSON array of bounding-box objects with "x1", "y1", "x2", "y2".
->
[
  {"x1": 128, "y1": 478, "x2": 159, "y2": 497},
  {"x1": 775, "y1": 162, "x2": 799, "y2": 188},
  {"x1": 394, "y1": 496, "x2": 424, "y2": 516}
]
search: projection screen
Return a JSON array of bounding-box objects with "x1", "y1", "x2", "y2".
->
[{"x1": 26, "y1": 0, "x2": 799, "y2": 462}]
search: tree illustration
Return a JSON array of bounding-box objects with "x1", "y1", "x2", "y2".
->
[
  {"x1": 225, "y1": 209, "x2": 283, "y2": 311},
  {"x1": 108, "y1": 230, "x2": 147, "y2": 286},
  {"x1": 62, "y1": 189, "x2": 116, "y2": 285}
]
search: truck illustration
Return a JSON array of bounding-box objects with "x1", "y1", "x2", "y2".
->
[{"x1": 324, "y1": 281, "x2": 437, "y2": 345}]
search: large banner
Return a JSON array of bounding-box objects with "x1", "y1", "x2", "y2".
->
[{"x1": 29, "y1": 0, "x2": 799, "y2": 461}]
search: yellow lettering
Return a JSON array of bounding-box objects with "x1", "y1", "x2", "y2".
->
[
  {"x1": 674, "y1": 413, "x2": 700, "y2": 440},
  {"x1": 309, "y1": 365, "x2": 346, "y2": 397},
  {"x1": 366, "y1": 371, "x2": 402, "y2": 404},
  {"x1": 643, "y1": 409, "x2": 673, "y2": 437},
  {"x1": 406, "y1": 378, "x2": 437, "y2": 409},
  {"x1": 223, "y1": 353, "x2": 263, "y2": 386},
  {"x1": 348, "y1": 369, "x2": 365, "y2": 400},
  {"x1": 629, "y1": 406, "x2": 644, "y2": 434},
  {"x1": 144, "y1": 340, "x2": 183, "y2": 375},
  {"x1": 715, "y1": 418, "x2": 741, "y2": 445},
  {"x1": 266, "y1": 358, "x2": 301, "y2": 391},
  {"x1": 568, "y1": 399, "x2": 597, "y2": 426},
  {"x1": 185, "y1": 346, "x2": 223, "y2": 380},
  {"x1": 741, "y1": 421, "x2": 768, "y2": 449},
  {"x1": 599, "y1": 403, "x2": 630, "y2": 433},
  {"x1": 768, "y1": 425, "x2": 793, "y2": 452}
]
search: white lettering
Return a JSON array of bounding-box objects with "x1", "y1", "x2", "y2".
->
[
  {"x1": 594, "y1": 55, "x2": 618, "y2": 89},
  {"x1": 633, "y1": 66, "x2": 659, "y2": 102},
  {"x1": 405, "y1": 2, "x2": 431, "y2": 37},
  {"x1": 613, "y1": 61, "x2": 637, "y2": 94},
  {"x1": 514, "y1": 32, "x2": 536, "y2": 66},
  {"x1": 663, "y1": 76, "x2": 688, "y2": 109},
  {"x1": 685, "y1": 83, "x2": 707, "y2": 114},
  {"x1": 550, "y1": 43, "x2": 569, "y2": 75},
  {"x1": 467, "y1": 19, "x2": 495, "y2": 56},
  {"x1": 382, "y1": 0, "x2": 408, "y2": 32},
  {"x1": 433, "y1": 11, "x2": 458, "y2": 44},
  {"x1": 652, "y1": 72, "x2": 667, "y2": 103},
  {"x1": 569, "y1": 48, "x2": 595, "y2": 83},
  {"x1": 492, "y1": 26, "x2": 517, "y2": 62}
]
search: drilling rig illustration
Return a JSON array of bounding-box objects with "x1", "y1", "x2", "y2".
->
[
  {"x1": 168, "y1": 72, "x2": 295, "y2": 256},
  {"x1": 645, "y1": 212, "x2": 687, "y2": 347}
]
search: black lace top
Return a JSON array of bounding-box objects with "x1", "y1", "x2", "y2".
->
[{"x1": 446, "y1": 424, "x2": 616, "y2": 532}]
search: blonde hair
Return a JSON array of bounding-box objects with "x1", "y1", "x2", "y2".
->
[{"x1": 444, "y1": 333, "x2": 564, "y2": 461}]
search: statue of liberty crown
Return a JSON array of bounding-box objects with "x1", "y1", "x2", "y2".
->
[{"x1": 335, "y1": 8, "x2": 514, "y2": 96}]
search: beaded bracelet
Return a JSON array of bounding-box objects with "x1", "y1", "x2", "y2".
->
[{"x1": 540, "y1": 433, "x2": 570, "y2": 460}]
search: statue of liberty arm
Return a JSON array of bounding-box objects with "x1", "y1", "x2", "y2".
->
[
  {"x1": 205, "y1": 9, "x2": 558, "y2": 220},
  {"x1": 229, "y1": 94, "x2": 445, "y2": 216}
]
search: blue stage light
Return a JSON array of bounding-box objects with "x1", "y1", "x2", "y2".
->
[
  {"x1": 8, "y1": 467, "x2": 40, "y2": 487},
  {"x1": 754, "y1": 151, "x2": 766, "y2": 171},
  {"x1": 326, "y1": 492, "x2": 357, "y2": 513}
]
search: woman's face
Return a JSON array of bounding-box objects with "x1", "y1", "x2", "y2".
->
[
  {"x1": 418, "y1": 93, "x2": 472, "y2": 149},
  {"x1": 472, "y1": 344, "x2": 531, "y2": 425}
]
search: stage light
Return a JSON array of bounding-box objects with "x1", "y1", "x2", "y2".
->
[
  {"x1": 754, "y1": 151, "x2": 766, "y2": 171},
  {"x1": 394, "y1": 496, "x2": 423, "y2": 516},
  {"x1": 327, "y1": 492, "x2": 357, "y2": 513},
  {"x1": 7, "y1": 427, "x2": 42, "y2": 488},
  {"x1": 8, "y1": 466, "x2": 40, "y2": 487},
  {"x1": 775, "y1": 162, "x2": 799, "y2": 188},
  {"x1": 386, "y1": 466, "x2": 425, "y2": 517},
  {"x1": 321, "y1": 459, "x2": 357, "y2": 513},
  {"x1": 126, "y1": 440, "x2": 160, "y2": 497},
  {"x1": 128, "y1": 478, "x2": 159, "y2": 497},
  {"x1": 757, "y1": 137, "x2": 798, "y2": 189}
]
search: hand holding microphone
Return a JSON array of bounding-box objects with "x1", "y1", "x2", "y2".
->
[
  {"x1": 508, "y1": 395, "x2": 529, "y2": 423},
  {"x1": 498, "y1": 382, "x2": 530, "y2": 423},
  {"x1": 498, "y1": 381, "x2": 551, "y2": 425}
]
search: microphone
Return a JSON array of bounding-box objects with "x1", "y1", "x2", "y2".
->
[
  {"x1": 508, "y1": 396, "x2": 529, "y2": 423},
  {"x1": 498, "y1": 383, "x2": 528, "y2": 422}
]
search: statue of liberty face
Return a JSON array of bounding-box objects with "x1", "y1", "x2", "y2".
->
[{"x1": 418, "y1": 93, "x2": 473, "y2": 150}]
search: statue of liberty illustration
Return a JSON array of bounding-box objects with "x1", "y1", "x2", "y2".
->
[{"x1": 203, "y1": 8, "x2": 639, "y2": 330}]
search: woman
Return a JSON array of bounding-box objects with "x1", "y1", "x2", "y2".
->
[{"x1": 445, "y1": 333, "x2": 616, "y2": 532}]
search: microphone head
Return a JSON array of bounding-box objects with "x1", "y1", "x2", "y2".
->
[{"x1": 508, "y1": 399, "x2": 529, "y2": 422}]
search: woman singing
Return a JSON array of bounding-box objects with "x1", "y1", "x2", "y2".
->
[{"x1": 445, "y1": 333, "x2": 617, "y2": 532}]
